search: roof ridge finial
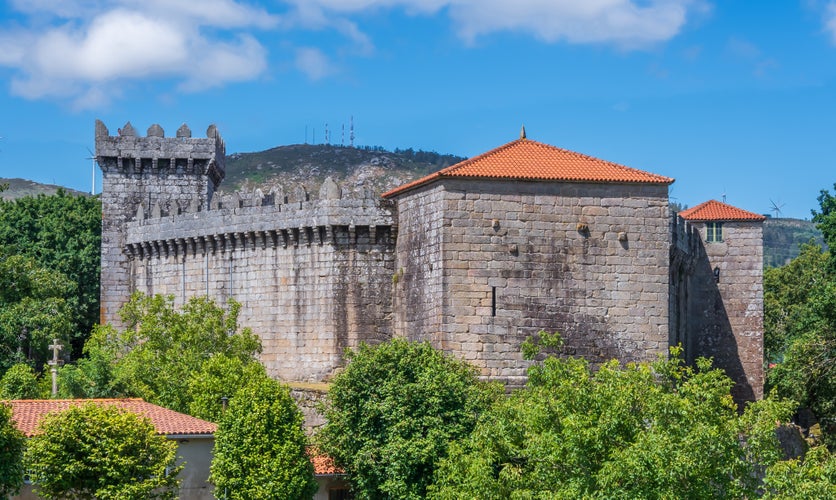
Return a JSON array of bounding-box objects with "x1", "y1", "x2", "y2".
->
[{"x1": 520, "y1": 124, "x2": 526, "y2": 140}]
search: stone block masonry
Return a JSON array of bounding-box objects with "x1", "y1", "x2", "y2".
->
[
  {"x1": 125, "y1": 197, "x2": 396, "y2": 381},
  {"x1": 97, "y1": 121, "x2": 764, "y2": 404},
  {"x1": 97, "y1": 121, "x2": 225, "y2": 330},
  {"x1": 98, "y1": 121, "x2": 395, "y2": 382},
  {"x1": 393, "y1": 179, "x2": 671, "y2": 386}
]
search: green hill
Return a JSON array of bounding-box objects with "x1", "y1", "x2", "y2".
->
[
  {"x1": 223, "y1": 144, "x2": 466, "y2": 196},
  {"x1": 763, "y1": 217, "x2": 824, "y2": 267},
  {"x1": 1, "y1": 178, "x2": 88, "y2": 201}
]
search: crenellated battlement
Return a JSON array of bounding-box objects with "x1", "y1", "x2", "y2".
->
[
  {"x1": 124, "y1": 178, "x2": 396, "y2": 259},
  {"x1": 95, "y1": 120, "x2": 225, "y2": 188}
]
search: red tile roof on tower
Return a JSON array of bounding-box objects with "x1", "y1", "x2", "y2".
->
[
  {"x1": 382, "y1": 137, "x2": 674, "y2": 198},
  {"x1": 5, "y1": 398, "x2": 217, "y2": 437},
  {"x1": 678, "y1": 200, "x2": 767, "y2": 222}
]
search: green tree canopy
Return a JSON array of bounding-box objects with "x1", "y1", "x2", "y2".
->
[
  {"x1": 65, "y1": 293, "x2": 262, "y2": 415},
  {"x1": 24, "y1": 402, "x2": 180, "y2": 500},
  {"x1": 764, "y1": 186, "x2": 836, "y2": 448},
  {"x1": 187, "y1": 353, "x2": 267, "y2": 423},
  {"x1": 0, "y1": 191, "x2": 101, "y2": 353},
  {"x1": 0, "y1": 402, "x2": 25, "y2": 498},
  {"x1": 317, "y1": 338, "x2": 500, "y2": 500},
  {"x1": 0, "y1": 363, "x2": 43, "y2": 399},
  {"x1": 764, "y1": 243, "x2": 831, "y2": 363},
  {"x1": 813, "y1": 185, "x2": 836, "y2": 265},
  {"x1": 429, "y1": 341, "x2": 802, "y2": 499},
  {"x1": 763, "y1": 445, "x2": 836, "y2": 499},
  {"x1": 0, "y1": 253, "x2": 75, "y2": 374},
  {"x1": 210, "y1": 374, "x2": 317, "y2": 500}
]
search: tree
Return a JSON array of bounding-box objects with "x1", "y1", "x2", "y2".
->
[
  {"x1": 0, "y1": 253, "x2": 75, "y2": 374},
  {"x1": 187, "y1": 353, "x2": 267, "y2": 423},
  {"x1": 763, "y1": 445, "x2": 836, "y2": 498},
  {"x1": 65, "y1": 293, "x2": 262, "y2": 414},
  {"x1": 0, "y1": 191, "x2": 101, "y2": 353},
  {"x1": 0, "y1": 402, "x2": 25, "y2": 498},
  {"x1": 763, "y1": 187, "x2": 836, "y2": 449},
  {"x1": 210, "y1": 375, "x2": 317, "y2": 500},
  {"x1": 763, "y1": 243, "x2": 831, "y2": 363},
  {"x1": 429, "y1": 338, "x2": 797, "y2": 499},
  {"x1": 768, "y1": 278, "x2": 836, "y2": 448},
  {"x1": 0, "y1": 363, "x2": 42, "y2": 399},
  {"x1": 24, "y1": 402, "x2": 180, "y2": 500},
  {"x1": 317, "y1": 338, "x2": 500, "y2": 499},
  {"x1": 813, "y1": 185, "x2": 836, "y2": 269}
]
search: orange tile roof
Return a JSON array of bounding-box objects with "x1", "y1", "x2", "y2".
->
[
  {"x1": 307, "y1": 447, "x2": 345, "y2": 475},
  {"x1": 678, "y1": 200, "x2": 766, "y2": 222},
  {"x1": 382, "y1": 138, "x2": 673, "y2": 198},
  {"x1": 5, "y1": 399, "x2": 217, "y2": 437}
]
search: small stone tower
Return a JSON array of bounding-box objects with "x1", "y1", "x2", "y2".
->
[
  {"x1": 678, "y1": 200, "x2": 766, "y2": 402},
  {"x1": 95, "y1": 120, "x2": 225, "y2": 326}
]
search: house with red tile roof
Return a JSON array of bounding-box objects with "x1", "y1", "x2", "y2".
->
[
  {"x1": 8, "y1": 399, "x2": 349, "y2": 500},
  {"x1": 673, "y1": 200, "x2": 767, "y2": 401},
  {"x1": 8, "y1": 399, "x2": 216, "y2": 500},
  {"x1": 309, "y1": 448, "x2": 351, "y2": 500}
]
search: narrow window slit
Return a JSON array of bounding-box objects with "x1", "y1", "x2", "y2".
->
[{"x1": 491, "y1": 286, "x2": 497, "y2": 317}]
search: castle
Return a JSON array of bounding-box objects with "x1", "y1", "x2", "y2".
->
[{"x1": 96, "y1": 121, "x2": 765, "y2": 403}]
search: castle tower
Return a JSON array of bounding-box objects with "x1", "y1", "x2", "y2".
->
[
  {"x1": 95, "y1": 120, "x2": 225, "y2": 327},
  {"x1": 678, "y1": 200, "x2": 766, "y2": 402},
  {"x1": 383, "y1": 137, "x2": 674, "y2": 386}
]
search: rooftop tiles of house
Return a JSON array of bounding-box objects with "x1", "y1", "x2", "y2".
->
[
  {"x1": 678, "y1": 199, "x2": 767, "y2": 222},
  {"x1": 383, "y1": 132, "x2": 674, "y2": 198},
  {"x1": 5, "y1": 398, "x2": 217, "y2": 437}
]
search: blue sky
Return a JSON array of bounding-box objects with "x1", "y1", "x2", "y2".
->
[{"x1": 1, "y1": 0, "x2": 835, "y2": 219}]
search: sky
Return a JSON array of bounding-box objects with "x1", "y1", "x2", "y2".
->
[{"x1": 0, "y1": 1, "x2": 835, "y2": 219}]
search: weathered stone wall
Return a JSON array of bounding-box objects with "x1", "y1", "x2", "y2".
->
[
  {"x1": 685, "y1": 221, "x2": 764, "y2": 402},
  {"x1": 97, "y1": 120, "x2": 764, "y2": 403},
  {"x1": 97, "y1": 121, "x2": 224, "y2": 329},
  {"x1": 391, "y1": 184, "x2": 446, "y2": 343},
  {"x1": 125, "y1": 197, "x2": 395, "y2": 382},
  {"x1": 394, "y1": 179, "x2": 671, "y2": 386},
  {"x1": 669, "y1": 216, "x2": 699, "y2": 361}
]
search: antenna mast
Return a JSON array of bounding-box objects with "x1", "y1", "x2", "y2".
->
[
  {"x1": 86, "y1": 148, "x2": 96, "y2": 195},
  {"x1": 325, "y1": 123, "x2": 330, "y2": 145},
  {"x1": 350, "y1": 116, "x2": 355, "y2": 147},
  {"x1": 341, "y1": 123, "x2": 345, "y2": 147}
]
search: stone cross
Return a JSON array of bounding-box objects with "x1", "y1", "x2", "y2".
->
[{"x1": 47, "y1": 339, "x2": 63, "y2": 397}]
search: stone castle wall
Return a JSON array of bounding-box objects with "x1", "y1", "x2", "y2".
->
[
  {"x1": 688, "y1": 221, "x2": 764, "y2": 401},
  {"x1": 669, "y1": 215, "x2": 765, "y2": 401},
  {"x1": 394, "y1": 180, "x2": 672, "y2": 386},
  {"x1": 124, "y1": 194, "x2": 396, "y2": 381},
  {"x1": 97, "y1": 121, "x2": 764, "y2": 401},
  {"x1": 391, "y1": 184, "x2": 446, "y2": 343},
  {"x1": 97, "y1": 121, "x2": 225, "y2": 329}
]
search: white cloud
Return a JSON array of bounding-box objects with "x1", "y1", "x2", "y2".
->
[
  {"x1": 0, "y1": 1, "x2": 276, "y2": 108},
  {"x1": 826, "y1": 2, "x2": 836, "y2": 43},
  {"x1": 294, "y1": 47, "x2": 335, "y2": 80},
  {"x1": 287, "y1": 0, "x2": 705, "y2": 48},
  {"x1": 451, "y1": 0, "x2": 692, "y2": 46}
]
